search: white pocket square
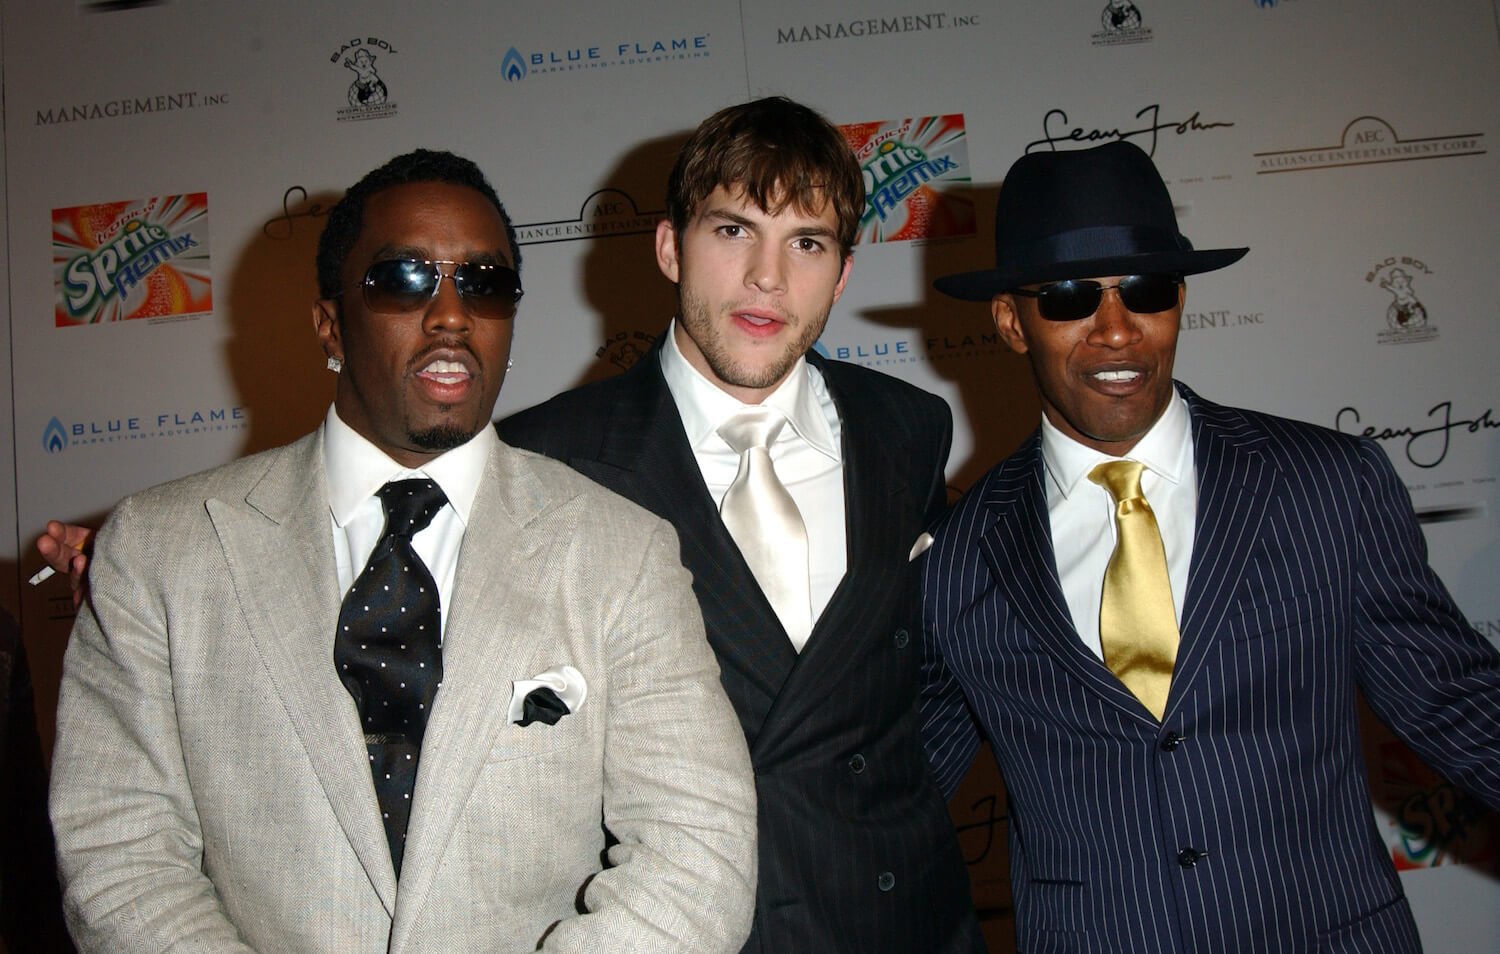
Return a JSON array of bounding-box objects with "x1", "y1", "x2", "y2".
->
[
  {"x1": 908, "y1": 532, "x2": 934, "y2": 562},
  {"x1": 508, "y1": 665, "x2": 588, "y2": 724}
]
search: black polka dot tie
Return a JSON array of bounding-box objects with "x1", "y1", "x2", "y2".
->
[{"x1": 334, "y1": 478, "x2": 447, "y2": 877}]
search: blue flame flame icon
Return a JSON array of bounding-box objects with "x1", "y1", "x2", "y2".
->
[
  {"x1": 43, "y1": 417, "x2": 68, "y2": 454},
  {"x1": 502, "y1": 47, "x2": 527, "y2": 82}
]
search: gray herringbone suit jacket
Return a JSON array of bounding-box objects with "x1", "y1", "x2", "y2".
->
[{"x1": 51, "y1": 428, "x2": 757, "y2": 953}]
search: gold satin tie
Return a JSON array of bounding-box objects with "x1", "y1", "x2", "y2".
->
[{"x1": 1089, "y1": 460, "x2": 1179, "y2": 719}]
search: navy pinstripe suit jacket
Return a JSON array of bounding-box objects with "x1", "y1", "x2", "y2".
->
[
  {"x1": 920, "y1": 383, "x2": 1500, "y2": 954},
  {"x1": 500, "y1": 344, "x2": 982, "y2": 954}
]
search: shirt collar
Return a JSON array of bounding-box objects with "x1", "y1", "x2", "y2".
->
[
  {"x1": 323, "y1": 405, "x2": 496, "y2": 528},
  {"x1": 659, "y1": 318, "x2": 839, "y2": 459},
  {"x1": 1041, "y1": 386, "x2": 1192, "y2": 499}
]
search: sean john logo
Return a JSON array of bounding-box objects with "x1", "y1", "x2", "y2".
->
[{"x1": 1026, "y1": 104, "x2": 1234, "y2": 157}]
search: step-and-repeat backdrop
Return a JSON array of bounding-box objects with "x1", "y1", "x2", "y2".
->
[{"x1": 3, "y1": 1, "x2": 1497, "y2": 949}]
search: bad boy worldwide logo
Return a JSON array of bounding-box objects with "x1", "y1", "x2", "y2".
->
[
  {"x1": 1093, "y1": 0, "x2": 1152, "y2": 46},
  {"x1": 1366, "y1": 255, "x2": 1438, "y2": 345},
  {"x1": 54, "y1": 194, "x2": 212, "y2": 326},
  {"x1": 841, "y1": 115, "x2": 975, "y2": 244},
  {"x1": 330, "y1": 36, "x2": 399, "y2": 122}
]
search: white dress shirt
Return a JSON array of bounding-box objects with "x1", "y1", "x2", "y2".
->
[
  {"x1": 323, "y1": 406, "x2": 496, "y2": 639},
  {"x1": 1042, "y1": 391, "x2": 1197, "y2": 660},
  {"x1": 659, "y1": 320, "x2": 847, "y2": 640}
]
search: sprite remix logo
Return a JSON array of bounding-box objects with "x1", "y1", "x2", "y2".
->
[
  {"x1": 841, "y1": 115, "x2": 975, "y2": 244},
  {"x1": 54, "y1": 194, "x2": 212, "y2": 326}
]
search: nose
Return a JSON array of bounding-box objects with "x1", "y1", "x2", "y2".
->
[
  {"x1": 745, "y1": 243, "x2": 786, "y2": 294},
  {"x1": 1085, "y1": 287, "x2": 1143, "y2": 349},
  {"x1": 422, "y1": 264, "x2": 474, "y2": 334}
]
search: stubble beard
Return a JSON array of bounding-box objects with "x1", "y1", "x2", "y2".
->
[{"x1": 678, "y1": 286, "x2": 825, "y2": 392}]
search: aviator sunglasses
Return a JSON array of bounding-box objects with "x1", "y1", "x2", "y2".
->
[
  {"x1": 1011, "y1": 273, "x2": 1182, "y2": 322},
  {"x1": 344, "y1": 258, "x2": 523, "y2": 320}
]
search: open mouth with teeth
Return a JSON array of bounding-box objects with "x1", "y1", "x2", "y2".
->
[{"x1": 418, "y1": 359, "x2": 472, "y2": 385}]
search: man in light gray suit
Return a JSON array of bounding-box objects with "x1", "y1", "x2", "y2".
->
[{"x1": 48, "y1": 150, "x2": 757, "y2": 953}]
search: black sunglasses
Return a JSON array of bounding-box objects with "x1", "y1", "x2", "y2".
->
[
  {"x1": 1011, "y1": 274, "x2": 1182, "y2": 322},
  {"x1": 346, "y1": 258, "x2": 523, "y2": 320}
]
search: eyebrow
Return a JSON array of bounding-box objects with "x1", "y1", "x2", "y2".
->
[{"x1": 700, "y1": 207, "x2": 838, "y2": 240}]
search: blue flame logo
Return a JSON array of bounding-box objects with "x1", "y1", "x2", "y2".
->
[
  {"x1": 43, "y1": 417, "x2": 68, "y2": 454},
  {"x1": 502, "y1": 47, "x2": 527, "y2": 82}
]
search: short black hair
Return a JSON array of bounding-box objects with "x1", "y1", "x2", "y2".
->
[{"x1": 315, "y1": 149, "x2": 520, "y2": 299}]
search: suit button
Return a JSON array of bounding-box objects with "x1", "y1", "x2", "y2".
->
[
  {"x1": 1160, "y1": 731, "x2": 1185, "y2": 752},
  {"x1": 893, "y1": 629, "x2": 910, "y2": 648},
  {"x1": 849, "y1": 754, "x2": 867, "y2": 774},
  {"x1": 877, "y1": 872, "x2": 895, "y2": 892},
  {"x1": 1177, "y1": 847, "x2": 1206, "y2": 868}
]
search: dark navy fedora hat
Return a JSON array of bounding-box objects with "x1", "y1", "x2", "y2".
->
[{"x1": 934, "y1": 141, "x2": 1247, "y2": 301}]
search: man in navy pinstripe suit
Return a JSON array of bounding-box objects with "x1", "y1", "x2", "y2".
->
[{"x1": 922, "y1": 141, "x2": 1500, "y2": 953}]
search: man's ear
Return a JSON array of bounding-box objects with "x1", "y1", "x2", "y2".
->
[
  {"x1": 829, "y1": 254, "x2": 854, "y2": 307},
  {"x1": 655, "y1": 219, "x2": 681, "y2": 283},
  {"x1": 991, "y1": 294, "x2": 1029, "y2": 355},
  {"x1": 313, "y1": 298, "x2": 342, "y2": 361}
]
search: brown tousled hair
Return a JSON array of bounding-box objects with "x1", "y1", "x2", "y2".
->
[{"x1": 665, "y1": 97, "x2": 865, "y2": 257}]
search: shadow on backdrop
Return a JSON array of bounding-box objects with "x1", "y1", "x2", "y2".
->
[
  {"x1": 225, "y1": 188, "x2": 341, "y2": 456},
  {"x1": 567, "y1": 130, "x2": 686, "y2": 388},
  {"x1": 857, "y1": 180, "x2": 1041, "y2": 496}
]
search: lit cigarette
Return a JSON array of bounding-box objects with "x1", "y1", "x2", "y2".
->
[{"x1": 29, "y1": 542, "x2": 86, "y2": 586}]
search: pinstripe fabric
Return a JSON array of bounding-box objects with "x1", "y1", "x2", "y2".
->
[
  {"x1": 921, "y1": 383, "x2": 1500, "y2": 954},
  {"x1": 501, "y1": 343, "x2": 983, "y2": 954}
]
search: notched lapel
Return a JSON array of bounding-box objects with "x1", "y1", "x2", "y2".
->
[
  {"x1": 622, "y1": 369, "x2": 800, "y2": 714},
  {"x1": 208, "y1": 436, "x2": 398, "y2": 910},
  {"x1": 392, "y1": 444, "x2": 573, "y2": 934},
  {"x1": 759, "y1": 381, "x2": 907, "y2": 738},
  {"x1": 1170, "y1": 397, "x2": 1278, "y2": 711},
  {"x1": 980, "y1": 445, "x2": 1150, "y2": 721}
]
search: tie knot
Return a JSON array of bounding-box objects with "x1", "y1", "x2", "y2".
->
[
  {"x1": 717, "y1": 405, "x2": 788, "y2": 455},
  {"x1": 1089, "y1": 459, "x2": 1146, "y2": 503},
  {"x1": 377, "y1": 479, "x2": 449, "y2": 539}
]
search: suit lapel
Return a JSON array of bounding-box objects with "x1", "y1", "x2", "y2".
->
[
  {"x1": 1168, "y1": 387, "x2": 1277, "y2": 717},
  {"x1": 980, "y1": 435, "x2": 1150, "y2": 720},
  {"x1": 579, "y1": 354, "x2": 799, "y2": 722},
  {"x1": 207, "y1": 432, "x2": 399, "y2": 911},
  {"x1": 391, "y1": 443, "x2": 553, "y2": 940},
  {"x1": 753, "y1": 362, "x2": 903, "y2": 738}
]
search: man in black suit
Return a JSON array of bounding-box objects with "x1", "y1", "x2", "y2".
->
[{"x1": 500, "y1": 97, "x2": 981, "y2": 953}]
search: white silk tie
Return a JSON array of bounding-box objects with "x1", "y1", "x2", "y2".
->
[{"x1": 718, "y1": 406, "x2": 814, "y2": 650}]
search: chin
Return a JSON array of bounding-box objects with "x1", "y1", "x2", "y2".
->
[{"x1": 409, "y1": 424, "x2": 477, "y2": 452}]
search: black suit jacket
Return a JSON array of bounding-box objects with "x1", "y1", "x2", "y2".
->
[{"x1": 500, "y1": 345, "x2": 982, "y2": 954}]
